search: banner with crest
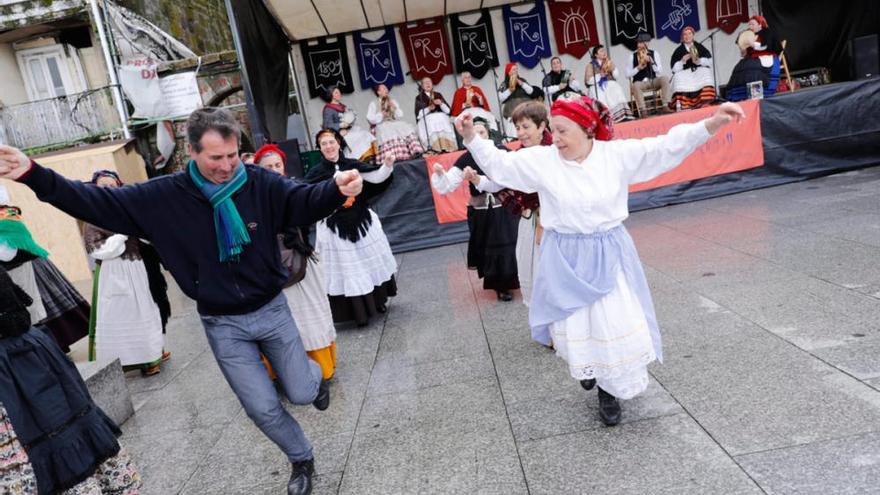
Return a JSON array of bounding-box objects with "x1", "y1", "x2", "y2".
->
[
  {"x1": 353, "y1": 27, "x2": 404, "y2": 90},
  {"x1": 608, "y1": 0, "x2": 655, "y2": 50},
  {"x1": 654, "y1": 0, "x2": 701, "y2": 42},
  {"x1": 450, "y1": 10, "x2": 499, "y2": 79},
  {"x1": 299, "y1": 36, "x2": 353, "y2": 99},
  {"x1": 399, "y1": 17, "x2": 453, "y2": 84},
  {"x1": 547, "y1": 0, "x2": 600, "y2": 59},
  {"x1": 706, "y1": 0, "x2": 749, "y2": 34},
  {"x1": 503, "y1": 0, "x2": 552, "y2": 69}
]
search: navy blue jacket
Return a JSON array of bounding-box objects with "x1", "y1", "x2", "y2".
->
[{"x1": 19, "y1": 162, "x2": 346, "y2": 315}]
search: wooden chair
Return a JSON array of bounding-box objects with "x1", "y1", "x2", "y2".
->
[
  {"x1": 629, "y1": 78, "x2": 662, "y2": 118},
  {"x1": 780, "y1": 39, "x2": 794, "y2": 92}
]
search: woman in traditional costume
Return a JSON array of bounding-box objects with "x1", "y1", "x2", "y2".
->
[
  {"x1": 0, "y1": 266, "x2": 142, "y2": 494},
  {"x1": 726, "y1": 16, "x2": 783, "y2": 101},
  {"x1": 322, "y1": 86, "x2": 378, "y2": 163},
  {"x1": 367, "y1": 84, "x2": 423, "y2": 163},
  {"x1": 431, "y1": 117, "x2": 519, "y2": 301},
  {"x1": 304, "y1": 129, "x2": 397, "y2": 327},
  {"x1": 255, "y1": 144, "x2": 338, "y2": 381},
  {"x1": 414, "y1": 77, "x2": 457, "y2": 153},
  {"x1": 542, "y1": 56, "x2": 583, "y2": 102},
  {"x1": 584, "y1": 46, "x2": 633, "y2": 122},
  {"x1": 670, "y1": 26, "x2": 716, "y2": 110},
  {"x1": 499, "y1": 63, "x2": 543, "y2": 136},
  {"x1": 456, "y1": 97, "x2": 744, "y2": 425},
  {"x1": 83, "y1": 171, "x2": 165, "y2": 375}
]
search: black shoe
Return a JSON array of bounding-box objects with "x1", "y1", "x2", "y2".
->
[
  {"x1": 312, "y1": 379, "x2": 330, "y2": 411},
  {"x1": 597, "y1": 387, "x2": 622, "y2": 426},
  {"x1": 376, "y1": 302, "x2": 387, "y2": 313},
  {"x1": 579, "y1": 378, "x2": 596, "y2": 391},
  {"x1": 288, "y1": 458, "x2": 314, "y2": 495},
  {"x1": 496, "y1": 290, "x2": 513, "y2": 302}
]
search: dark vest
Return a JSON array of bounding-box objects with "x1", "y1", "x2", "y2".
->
[{"x1": 631, "y1": 49, "x2": 657, "y2": 82}]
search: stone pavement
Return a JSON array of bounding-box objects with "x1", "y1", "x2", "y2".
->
[{"x1": 116, "y1": 167, "x2": 880, "y2": 494}]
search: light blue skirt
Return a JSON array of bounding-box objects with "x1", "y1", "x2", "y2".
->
[{"x1": 529, "y1": 225, "x2": 663, "y2": 363}]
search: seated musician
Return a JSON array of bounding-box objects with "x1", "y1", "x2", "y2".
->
[
  {"x1": 584, "y1": 45, "x2": 633, "y2": 122},
  {"x1": 670, "y1": 26, "x2": 716, "y2": 110},
  {"x1": 542, "y1": 56, "x2": 583, "y2": 102},
  {"x1": 451, "y1": 72, "x2": 497, "y2": 134},
  {"x1": 414, "y1": 77, "x2": 456, "y2": 153},
  {"x1": 625, "y1": 33, "x2": 672, "y2": 115},
  {"x1": 726, "y1": 16, "x2": 783, "y2": 101},
  {"x1": 321, "y1": 85, "x2": 377, "y2": 162},
  {"x1": 499, "y1": 63, "x2": 543, "y2": 136}
]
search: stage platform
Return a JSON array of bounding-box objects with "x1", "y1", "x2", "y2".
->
[{"x1": 372, "y1": 77, "x2": 880, "y2": 253}]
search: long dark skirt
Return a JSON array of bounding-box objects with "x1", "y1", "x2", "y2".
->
[
  {"x1": 726, "y1": 56, "x2": 781, "y2": 101},
  {"x1": 328, "y1": 276, "x2": 397, "y2": 326},
  {"x1": 30, "y1": 257, "x2": 89, "y2": 352},
  {"x1": 467, "y1": 204, "x2": 520, "y2": 292}
]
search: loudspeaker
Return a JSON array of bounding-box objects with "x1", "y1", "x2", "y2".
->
[
  {"x1": 274, "y1": 139, "x2": 304, "y2": 178},
  {"x1": 851, "y1": 34, "x2": 879, "y2": 79}
]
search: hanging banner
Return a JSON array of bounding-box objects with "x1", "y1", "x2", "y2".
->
[
  {"x1": 353, "y1": 27, "x2": 404, "y2": 90},
  {"x1": 503, "y1": 0, "x2": 552, "y2": 69},
  {"x1": 547, "y1": 0, "x2": 600, "y2": 59},
  {"x1": 608, "y1": 0, "x2": 655, "y2": 50},
  {"x1": 706, "y1": 0, "x2": 749, "y2": 34},
  {"x1": 655, "y1": 0, "x2": 701, "y2": 42},
  {"x1": 399, "y1": 17, "x2": 453, "y2": 84},
  {"x1": 450, "y1": 10, "x2": 499, "y2": 79},
  {"x1": 299, "y1": 36, "x2": 354, "y2": 99}
]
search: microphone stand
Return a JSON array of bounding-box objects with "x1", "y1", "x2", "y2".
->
[
  {"x1": 490, "y1": 67, "x2": 510, "y2": 141},
  {"x1": 698, "y1": 27, "x2": 724, "y2": 99},
  {"x1": 538, "y1": 60, "x2": 550, "y2": 107},
  {"x1": 417, "y1": 86, "x2": 433, "y2": 154}
]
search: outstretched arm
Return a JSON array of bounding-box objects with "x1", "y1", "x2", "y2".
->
[{"x1": 455, "y1": 114, "x2": 545, "y2": 193}]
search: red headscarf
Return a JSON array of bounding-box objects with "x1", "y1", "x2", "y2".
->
[
  {"x1": 550, "y1": 96, "x2": 614, "y2": 141},
  {"x1": 253, "y1": 143, "x2": 287, "y2": 166},
  {"x1": 504, "y1": 63, "x2": 516, "y2": 76},
  {"x1": 680, "y1": 26, "x2": 696, "y2": 41},
  {"x1": 750, "y1": 15, "x2": 768, "y2": 29}
]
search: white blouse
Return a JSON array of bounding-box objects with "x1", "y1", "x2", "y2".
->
[
  {"x1": 431, "y1": 167, "x2": 504, "y2": 195},
  {"x1": 465, "y1": 121, "x2": 712, "y2": 234},
  {"x1": 367, "y1": 98, "x2": 404, "y2": 125}
]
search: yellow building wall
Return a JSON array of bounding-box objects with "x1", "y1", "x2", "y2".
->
[{"x1": 4, "y1": 140, "x2": 149, "y2": 284}]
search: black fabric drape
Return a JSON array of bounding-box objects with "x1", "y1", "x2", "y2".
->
[
  {"x1": 762, "y1": 0, "x2": 880, "y2": 82},
  {"x1": 227, "y1": 0, "x2": 290, "y2": 144}
]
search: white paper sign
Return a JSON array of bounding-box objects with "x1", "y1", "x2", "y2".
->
[
  {"x1": 118, "y1": 58, "x2": 165, "y2": 118},
  {"x1": 158, "y1": 72, "x2": 203, "y2": 118}
]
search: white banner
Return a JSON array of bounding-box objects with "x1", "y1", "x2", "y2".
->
[
  {"x1": 158, "y1": 72, "x2": 203, "y2": 118},
  {"x1": 118, "y1": 58, "x2": 165, "y2": 118}
]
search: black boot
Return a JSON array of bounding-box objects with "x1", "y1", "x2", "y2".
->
[
  {"x1": 312, "y1": 379, "x2": 330, "y2": 411},
  {"x1": 597, "y1": 387, "x2": 622, "y2": 426},
  {"x1": 579, "y1": 378, "x2": 596, "y2": 391},
  {"x1": 288, "y1": 458, "x2": 314, "y2": 495},
  {"x1": 496, "y1": 290, "x2": 513, "y2": 301}
]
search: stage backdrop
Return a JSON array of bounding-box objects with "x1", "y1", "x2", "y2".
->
[{"x1": 428, "y1": 99, "x2": 763, "y2": 224}]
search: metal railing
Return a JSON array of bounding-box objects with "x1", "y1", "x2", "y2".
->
[{"x1": 0, "y1": 87, "x2": 123, "y2": 150}]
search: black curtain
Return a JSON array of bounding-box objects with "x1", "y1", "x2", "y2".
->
[
  {"x1": 227, "y1": 0, "x2": 290, "y2": 145},
  {"x1": 762, "y1": 0, "x2": 880, "y2": 82}
]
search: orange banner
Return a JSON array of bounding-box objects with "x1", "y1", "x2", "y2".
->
[
  {"x1": 428, "y1": 99, "x2": 764, "y2": 223},
  {"x1": 621, "y1": 99, "x2": 764, "y2": 192}
]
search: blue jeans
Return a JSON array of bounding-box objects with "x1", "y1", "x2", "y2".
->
[{"x1": 200, "y1": 293, "x2": 322, "y2": 462}]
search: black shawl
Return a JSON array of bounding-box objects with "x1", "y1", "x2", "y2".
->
[
  {"x1": 414, "y1": 91, "x2": 450, "y2": 119},
  {"x1": 671, "y1": 42, "x2": 712, "y2": 71},
  {"x1": 304, "y1": 157, "x2": 393, "y2": 243}
]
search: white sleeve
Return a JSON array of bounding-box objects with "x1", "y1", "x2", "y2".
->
[
  {"x1": 753, "y1": 41, "x2": 767, "y2": 51},
  {"x1": 431, "y1": 167, "x2": 464, "y2": 195},
  {"x1": 464, "y1": 137, "x2": 548, "y2": 193},
  {"x1": 615, "y1": 121, "x2": 712, "y2": 184},
  {"x1": 90, "y1": 234, "x2": 128, "y2": 261},
  {"x1": 545, "y1": 84, "x2": 561, "y2": 94},
  {"x1": 361, "y1": 164, "x2": 393, "y2": 184},
  {"x1": 652, "y1": 50, "x2": 663, "y2": 74},
  {"x1": 569, "y1": 79, "x2": 582, "y2": 92},
  {"x1": 0, "y1": 243, "x2": 17, "y2": 262},
  {"x1": 522, "y1": 83, "x2": 534, "y2": 95},
  {"x1": 672, "y1": 60, "x2": 684, "y2": 73},
  {"x1": 499, "y1": 88, "x2": 512, "y2": 102},
  {"x1": 366, "y1": 101, "x2": 383, "y2": 125},
  {"x1": 700, "y1": 57, "x2": 713, "y2": 69},
  {"x1": 475, "y1": 175, "x2": 504, "y2": 193},
  {"x1": 393, "y1": 100, "x2": 404, "y2": 119},
  {"x1": 625, "y1": 53, "x2": 639, "y2": 78},
  {"x1": 440, "y1": 103, "x2": 451, "y2": 114}
]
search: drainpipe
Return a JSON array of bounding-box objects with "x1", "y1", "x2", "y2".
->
[{"x1": 87, "y1": 0, "x2": 131, "y2": 139}]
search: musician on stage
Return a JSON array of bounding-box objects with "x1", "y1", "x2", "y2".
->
[
  {"x1": 669, "y1": 26, "x2": 716, "y2": 110},
  {"x1": 726, "y1": 16, "x2": 783, "y2": 101},
  {"x1": 451, "y1": 72, "x2": 491, "y2": 116},
  {"x1": 499, "y1": 63, "x2": 543, "y2": 136},
  {"x1": 321, "y1": 86, "x2": 378, "y2": 162},
  {"x1": 414, "y1": 77, "x2": 457, "y2": 153},
  {"x1": 542, "y1": 56, "x2": 583, "y2": 102},
  {"x1": 625, "y1": 33, "x2": 672, "y2": 115},
  {"x1": 584, "y1": 45, "x2": 633, "y2": 122}
]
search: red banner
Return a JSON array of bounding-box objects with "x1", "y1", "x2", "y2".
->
[
  {"x1": 426, "y1": 151, "x2": 469, "y2": 224},
  {"x1": 399, "y1": 17, "x2": 453, "y2": 84},
  {"x1": 622, "y1": 99, "x2": 764, "y2": 192},
  {"x1": 548, "y1": 0, "x2": 600, "y2": 59},
  {"x1": 706, "y1": 0, "x2": 749, "y2": 34}
]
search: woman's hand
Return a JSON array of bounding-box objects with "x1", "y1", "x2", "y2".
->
[
  {"x1": 383, "y1": 154, "x2": 395, "y2": 168},
  {"x1": 455, "y1": 113, "x2": 476, "y2": 144},
  {"x1": 462, "y1": 167, "x2": 480, "y2": 186},
  {"x1": 432, "y1": 163, "x2": 444, "y2": 176},
  {"x1": 705, "y1": 102, "x2": 746, "y2": 134}
]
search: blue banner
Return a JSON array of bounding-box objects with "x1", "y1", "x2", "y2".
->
[
  {"x1": 654, "y1": 0, "x2": 701, "y2": 42},
  {"x1": 503, "y1": 0, "x2": 552, "y2": 69},
  {"x1": 353, "y1": 27, "x2": 404, "y2": 90}
]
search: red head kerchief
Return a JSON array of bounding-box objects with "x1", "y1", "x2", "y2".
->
[
  {"x1": 504, "y1": 63, "x2": 516, "y2": 76},
  {"x1": 750, "y1": 15, "x2": 768, "y2": 29},
  {"x1": 550, "y1": 96, "x2": 614, "y2": 141},
  {"x1": 253, "y1": 143, "x2": 287, "y2": 166}
]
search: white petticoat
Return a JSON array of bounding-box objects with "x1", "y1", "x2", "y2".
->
[
  {"x1": 282, "y1": 256, "x2": 336, "y2": 351},
  {"x1": 672, "y1": 66, "x2": 715, "y2": 93},
  {"x1": 342, "y1": 126, "x2": 376, "y2": 160},
  {"x1": 94, "y1": 258, "x2": 164, "y2": 366},
  {"x1": 417, "y1": 113, "x2": 455, "y2": 149},
  {"x1": 316, "y1": 209, "x2": 398, "y2": 297},
  {"x1": 516, "y1": 215, "x2": 540, "y2": 306},
  {"x1": 589, "y1": 80, "x2": 630, "y2": 114},
  {"x1": 7, "y1": 263, "x2": 47, "y2": 324},
  {"x1": 549, "y1": 268, "x2": 656, "y2": 400},
  {"x1": 375, "y1": 120, "x2": 419, "y2": 144}
]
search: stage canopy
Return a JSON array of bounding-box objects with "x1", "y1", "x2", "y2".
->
[{"x1": 263, "y1": 0, "x2": 521, "y2": 40}]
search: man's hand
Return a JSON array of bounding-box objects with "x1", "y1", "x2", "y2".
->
[
  {"x1": 462, "y1": 166, "x2": 479, "y2": 186},
  {"x1": 383, "y1": 154, "x2": 395, "y2": 168},
  {"x1": 705, "y1": 102, "x2": 746, "y2": 134},
  {"x1": 0, "y1": 145, "x2": 31, "y2": 181},
  {"x1": 432, "y1": 163, "x2": 444, "y2": 176},
  {"x1": 455, "y1": 113, "x2": 476, "y2": 144},
  {"x1": 335, "y1": 170, "x2": 363, "y2": 196}
]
